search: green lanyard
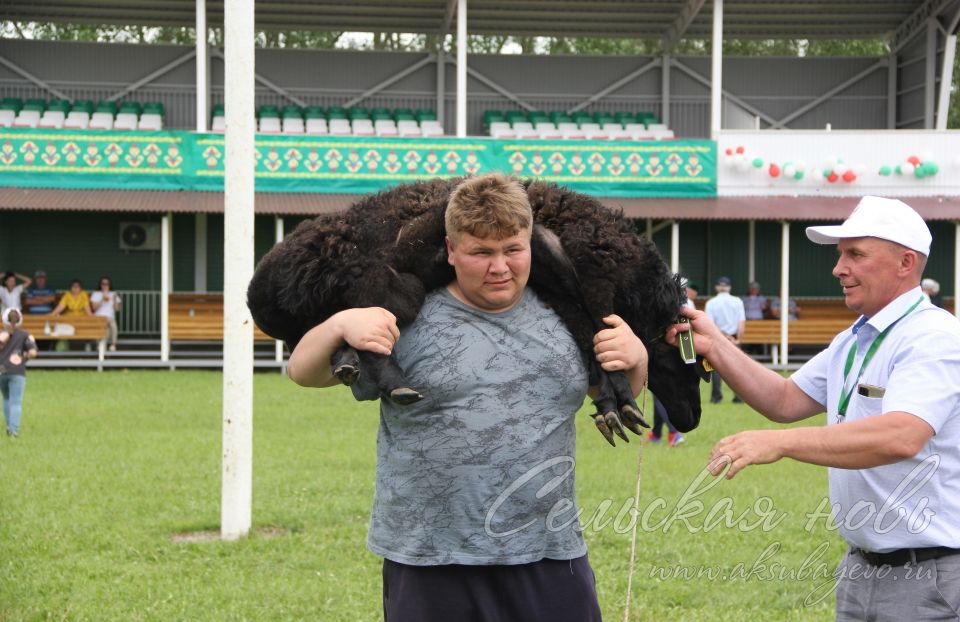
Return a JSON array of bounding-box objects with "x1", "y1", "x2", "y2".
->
[{"x1": 837, "y1": 296, "x2": 924, "y2": 419}]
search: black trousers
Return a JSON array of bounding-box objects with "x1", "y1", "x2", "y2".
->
[{"x1": 382, "y1": 555, "x2": 603, "y2": 622}]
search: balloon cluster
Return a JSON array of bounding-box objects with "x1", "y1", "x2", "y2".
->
[
  {"x1": 723, "y1": 146, "x2": 805, "y2": 180},
  {"x1": 821, "y1": 157, "x2": 864, "y2": 184},
  {"x1": 878, "y1": 154, "x2": 939, "y2": 179}
]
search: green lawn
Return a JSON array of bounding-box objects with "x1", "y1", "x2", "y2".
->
[{"x1": 1, "y1": 370, "x2": 844, "y2": 621}]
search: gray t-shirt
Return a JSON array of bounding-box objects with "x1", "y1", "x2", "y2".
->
[
  {"x1": 353, "y1": 287, "x2": 590, "y2": 565},
  {"x1": 0, "y1": 329, "x2": 37, "y2": 376}
]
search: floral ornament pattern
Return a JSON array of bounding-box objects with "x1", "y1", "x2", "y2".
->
[
  {"x1": 41, "y1": 142, "x2": 60, "y2": 166},
  {"x1": 305, "y1": 149, "x2": 323, "y2": 173},
  {"x1": 528, "y1": 152, "x2": 546, "y2": 176}
]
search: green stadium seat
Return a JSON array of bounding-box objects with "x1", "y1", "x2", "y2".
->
[
  {"x1": 348, "y1": 107, "x2": 370, "y2": 120},
  {"x1": 304, "y1": 106, "x2": 325, "y2": 119},
  {"x1": 1, "y1": 97, "x2": 23, "y2": 112}
]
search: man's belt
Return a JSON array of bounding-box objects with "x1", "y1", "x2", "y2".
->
[{"x1": 854, "y1": 546, "x2": 960, "y2": 566}]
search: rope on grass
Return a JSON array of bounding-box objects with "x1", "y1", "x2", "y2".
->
[{"x1": 623, "y1": 385, "x2": 647, "y2": 622}]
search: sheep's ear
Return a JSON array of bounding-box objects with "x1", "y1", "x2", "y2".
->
[{"x1": 695, "y1": 357, "x2": 712, "y2": 382}]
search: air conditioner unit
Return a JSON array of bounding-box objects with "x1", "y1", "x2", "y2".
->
[{"x1": 119, "y1": 221, "x2": 161, "y2": 251}]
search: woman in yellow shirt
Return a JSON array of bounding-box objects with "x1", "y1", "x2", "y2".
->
[{"x1": 51, "y1": 280, "x2": 93, "y2": 317}]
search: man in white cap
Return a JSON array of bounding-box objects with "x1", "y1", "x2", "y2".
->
[{"x1": 667, "y1": 196, "x2": 960, "y2": 620}]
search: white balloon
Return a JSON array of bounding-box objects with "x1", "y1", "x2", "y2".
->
[
  {"x1": 835, "y1": 163, "x2": 848, "y2": 175},
  {"x1": 782, "y1": 163, "x2": 796, "y2": 178},
  {"x1": 901, "y1": 162, "x2": 916, "y2": 175}
]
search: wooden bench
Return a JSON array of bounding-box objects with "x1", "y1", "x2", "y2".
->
[
  {"x1": 168, "y1": 294, "x2": 273, "y2": 342},
  {"x1": 741, "y1": 318, "x2": 855, "y2": 346},
  {"x1": 21, "y1": 315, "x2": 109, "y2": 342},
  {"x1": 19, "y1": 315, "x2": 111, "y2": 367}
]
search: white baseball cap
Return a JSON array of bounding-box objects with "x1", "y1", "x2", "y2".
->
[{"x1": 805, "y1": 196, "x2": 931, "y2": 256}]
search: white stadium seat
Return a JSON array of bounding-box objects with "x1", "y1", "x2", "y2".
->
[
  {"x1": 64, "y1": 111, "x2": 91, "y2": 130},
  {"x1": 0, "y1": 110, "x2": 15, "y2": 128},
  {"x1": 258, "y1": 117, "x2": 281, "y2": 134},
  {"x1": 305, "y1": 118, "x2": 328, "y2": 135},
  {"x1": 137, "y1": 113, "x2": 163, "y2": 131},
  {"x1": 38, "y1": 110, "x2": 66, "y2": 129},
  {"x1": 397, "y1": 120, "x2": 421, "y2": 137},
  {"x1": 375, "y1": 119, "x2": 399, "y2": 137},
  {"x1": 13, "y1": 110, "x2": 41, "y2": 128},
  {"x1": 328, "y1": 119, "x2": 351, "y2": 136},
  {"x1": 113, "y1": 112, "x2": 138, "y2": 131},
  {"x1": 281, "y1": 117, "x2": 305, "y2": 134},
  {"x1": 419, "y1": 120, "x2": 444, "y2": 137},
  {"x1": 88, "y1": 112, "x2": 114, "y2": 130},
  {"x1": 489, "y1": 121, "x2": 516, "y2": 139},
  {"x1": 351, "y1": 119, "x2": 375, "y2": 136}
]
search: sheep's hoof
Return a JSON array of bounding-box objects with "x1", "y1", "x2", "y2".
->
[
  {"x1": 389, "y1": 387, "x2": 423, "y2": 405},
  {"x1": 594, "y1": 411, "x2": 629, "y2": 447},
  {"x1": 619, "y1": 404, "x2": 650, "y2": 434},
  {"x1": 333, "y1": 364, "x2": 360, "y2": 386}
]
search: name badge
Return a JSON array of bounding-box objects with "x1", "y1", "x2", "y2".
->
[{"x1": 857, "y1": 383, "x2": 885, "y2": 398}]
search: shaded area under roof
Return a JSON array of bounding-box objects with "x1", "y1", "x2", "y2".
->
[
  {"x1": 4, "y1": 187, "x2": 960, "y2": 221},
  {"x1": 2, "y1": 0, "x2": 943, "y2": 41}
]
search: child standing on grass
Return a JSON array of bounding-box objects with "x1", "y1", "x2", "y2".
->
[{"x1": 0, "y1": 309, "x2": 38, "y2": 438}]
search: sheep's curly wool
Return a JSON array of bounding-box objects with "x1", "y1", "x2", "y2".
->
[{"x1": 247, "y1": 178, "x2": 702, "y2": 439}]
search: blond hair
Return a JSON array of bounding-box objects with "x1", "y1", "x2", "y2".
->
[{"x1": 445, "y1": 174, "x2": 532, "y2": 241}]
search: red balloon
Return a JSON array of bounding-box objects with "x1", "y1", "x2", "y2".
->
[
  {"x1": 842, "y1": 170, "x2": 856, "y2": 183},
  {"x1": 827, "y1": 172, "x2": 839, "y2": 183},
  {"x1": 735, "y1": 145, "x2": 745, "y2": 154},
  {"x1": 725, "y1": 148, "x2": 733, "y2": 156},
  {"x1": 768, "y1": 163, "x2": 781, "y2": 177},
  {"x1": 907, "y1": 155, "x2": 920, "y2": 166}
]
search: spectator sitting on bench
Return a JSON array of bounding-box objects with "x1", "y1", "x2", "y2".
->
[
  {"x1": 24, "y1": 270, "x2": 56, "y2": 315},
  {"x1": 1, "y1": 271, "x2": 31, "y2": 313},
  {"x1": 51, "y1": 279, "x2": 93, "y2": 317},
  {"x1": 90, "y1": 276, "x2": 121, "y2": 352},
  {"x1": 769, "y1": 296, "x2": 801, "y2": 320}
]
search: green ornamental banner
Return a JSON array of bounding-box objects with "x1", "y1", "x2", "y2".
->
[{"x1": 0, "y1": 129, "x2": 715, "y2": 198}]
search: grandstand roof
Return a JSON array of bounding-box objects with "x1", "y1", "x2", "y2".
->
[
  {"x1": 5, "y1": 1, "x2": 956, "y2": 43},
  {"x1": 3, "y1": 187, "x2": 960, "y2": 221}
]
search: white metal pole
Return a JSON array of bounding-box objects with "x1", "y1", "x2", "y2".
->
[
  {"x1": 274, "y1": 215, "x2": 285, "y2": 364},
  {"x1": 456, "y1": 0, "x2": 467, "y2": 137},
  {"x1": 780, "y1": 221, "x2": 790, "y2": 368},
  {"x1": 710, "y1": 0, "x2": 723, "y2": 139},
  {"x1": 195, "y1": 0, "x2": 208, "y2": 132},
  {"x1": 160, "y1": 213, "x2": 171, "y2": 362},
  {"x1": 661, "y1": 54, "x2": 671, "y2": 127},
  {"x1": 221, "y1": 0, "x2": 255, "y2": 541},
  {"x1": 670, "y1": 220, "x2": 680, "y2": 274},
  {"x1": 925, "y1": 18, "x2": 937, "y2": 129},
  {"x1": 748, "y1": 220, "x2": 756, "y2": 282},
  {"x1": 437, "y1": 50, "x2": 446, "y2": 127},
  {"x1": 955, "y1": 222, "x2": 960, "y2": 319},
  {"x1": 936, "y1": 34, "x2": 957, "y2": 130},
  {"x1": 194, "y1": 213, "x2": 208, "y2": 292}
]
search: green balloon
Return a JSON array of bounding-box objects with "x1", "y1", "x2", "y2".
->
[
  {"x1": 822, "y1": 168, "x2": 832, "y2": 178},
  {"x1": 925, "y1": 162, "x2": 939, "y2": 176},
  {"x1": 794, "y1": 170, "x2": 804, "y2": 180},
  {"x1": 879, "y1": 166, "x2": 892, "y2": 176},
  {"x1": 895, "y1": 165, "x2": 902, "y2": 175},
  {"x1": 752, "y1": 157, "x2": 763, "y2": 168},
  {"x1": 914, "y1": 166, "x2": 926, "y2": 178}
]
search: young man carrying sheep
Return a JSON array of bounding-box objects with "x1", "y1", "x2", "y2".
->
[{"x1": 288, "y1": 173, "x2": 650, "y2": 621}]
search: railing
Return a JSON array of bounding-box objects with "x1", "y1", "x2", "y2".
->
[{"x1": 117, "y1": 290, "x2": 161, "y2": 336}]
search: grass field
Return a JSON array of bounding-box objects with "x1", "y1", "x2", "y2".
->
[{"x1": 0, "y1": 370, "x2": 846, "y2": 621}]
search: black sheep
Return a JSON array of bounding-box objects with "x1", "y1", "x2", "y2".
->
[{"x1": 247, "y1": 177, "x2": 703, "y2": 445}]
